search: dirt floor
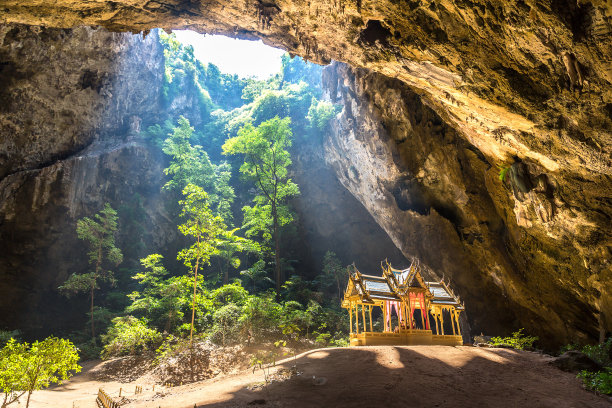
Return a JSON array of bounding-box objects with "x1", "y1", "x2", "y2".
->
[{"x1": 29, "y1": 346, "x2": 611, "y2": 408}]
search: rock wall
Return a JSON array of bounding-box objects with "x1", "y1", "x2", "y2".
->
[
  {"x1": 322, "y1": 61, "x2": 609, "y2": 346},
  {"x1": 0, "y1": 25, "x2": 174, "y2": 335}
]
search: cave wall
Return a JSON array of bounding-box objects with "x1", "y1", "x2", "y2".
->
[
  {"x1": 0, "y1": 24, "x2": 408, "y2": 336},
  {"x1": 321, "y1": 61, "x2": 610, "y2": 345},
  {"x1": 0, "y1": 25, "x2": 175, "y2": 336}
]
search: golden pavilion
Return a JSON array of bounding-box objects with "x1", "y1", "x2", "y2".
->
[{"x1": 342, "y1": 260, "x2": 465, "y2": 346}]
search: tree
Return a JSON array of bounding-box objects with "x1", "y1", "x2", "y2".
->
[
  {"x1": 127, "y1": 254, "x2": 189, "y2": 332},
  {"x1": 59, "y1": 203, "x2": 123, "y2": 343},
  {"x1": 163, "y1": 116, "x2": 235, "y2": 222},
  {"x1": 177, "y1": 184, "x2": 226, "y2": 346},
  {"x1": 222, "y1": 117, "x2": 300, "y2": 293},
  {"x1": 239, "y1": 259, "x2": 274, "y2": 292},
  {"x1": 319, "y1": 251, "x2": 347, "y2": 299},
  {"x1": 0, "y1": 337, "x2": 80, "y2": 408},
  {"x1": 213, "y1": 228, "x2": 261, "y2": 285}
]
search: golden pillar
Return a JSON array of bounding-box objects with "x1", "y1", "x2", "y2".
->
[{"x1": 361, "y1": 304, "x2": 366, "y2": 333}]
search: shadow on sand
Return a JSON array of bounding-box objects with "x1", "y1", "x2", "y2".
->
[{"x1": 189, "y1": 346, "x2": 608, "y2": 408}]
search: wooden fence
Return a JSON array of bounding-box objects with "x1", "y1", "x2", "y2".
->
[{"x1": 96, "y1": 388, "x2": 119, "y2": 408}]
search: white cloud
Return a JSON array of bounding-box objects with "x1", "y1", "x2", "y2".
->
[{"x1": 173, "y1": 30, "x2": 285, "y2": 79}]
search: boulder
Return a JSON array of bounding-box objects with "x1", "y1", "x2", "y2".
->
[{"x1": 550, "y1": 351, "x2": 602, "y2": 373}]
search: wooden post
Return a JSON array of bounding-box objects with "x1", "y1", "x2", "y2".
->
[
  {"x1": 440, "y1": 309, "x2": 445, "y2": 335},
  {"x1": 361, "y1": 304, "x2": 366, "y2": 333},
  {"x1": 369, "y1": 305, "x2": 373, "y2": 332},
  {"x1": 119, "y1": 388, "x2": 122, "y2": 397},
  {"x1": 349, "y1": 305, "x2": 353, "y2": 334},
  {"x1": 451, "y1": 309, "x2": 456, "y2": 335}
]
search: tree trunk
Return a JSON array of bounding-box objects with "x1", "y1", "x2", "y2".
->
[
  {"x1": 189, "y1": 235, "x2": 201, "y2": 383},
  {"x1": 190, "y1": 236, "x2": 201, "y2": 347},
  {"x1": 222, "y1": 256, "x2": 229, "y2": 285},
  {"x1": 25, "y1": 391, "x2": 32, "y2": 408},
  {"x1": 91, "y1": 245, "x2": 102, "y2": 344},
  {"x1": 272, "y1": 204, "x2": 281, "y2": 294},
  {"x1": 90, "y1": 283, "x2": 95, "y2": 344}
]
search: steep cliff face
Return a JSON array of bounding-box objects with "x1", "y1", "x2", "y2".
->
[
  {"x1": 322, "y1": 61, "x2": 610, "y2": 345},
  {"x1": 0, "y1": 25, "x2": 163, "y2": 179},
  {"x1": 0, "y1": 25, "x2": 174, "y2": 335}
]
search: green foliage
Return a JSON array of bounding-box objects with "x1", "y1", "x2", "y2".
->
[
  {"x1": 163, "y1": 116, "x2": 235, "y2": 221},
  {"x1": 250, "y1": 349, "x2": 278, "y2": 383},
  {"x1": 211, "y1": 304, "x2": 242, "y2": 346},
  {"x1": 317, "y1": 251, "x2": 347, "y2": 299},
  {"x1": 307, "y1": 98, "x2": 338, "y2": 132},
  {"x1": 578, "y1": 368, "x2": 612, "y2": 395},
  {"x1": 101, "y1": 316, "x2": 163, "y2": 359},
  {"x1": 210, "y1": 282, "x2": 249, "y2": 308},
  {"x1": 159, "y1": 31, "x2": 213, "y2": 117},
  {"x1": 177, "y1": 184, "x2": 227, "y2": 342},
  {"x1": 213, "y1": 228, "x2": 261, "y2": 285},
  {"x1": 128, "y1": 255, "x2": 194, "y2": 332},
  {"x1": 0, "y1": 331, "x2": 21, "y2": 348},
  {"x1": 239, "y1": 260, "x2": 274, "y2": 292},
  {"x1": 498, "y1": 166, "x2": 510, "y2": 181},
  {"x1": 489, "y1": 329, "x2": 538, "y2": 350},
  {"x1": 143, "y1": 119, "x2": 174, "y2": 148},
  {"x1": 59, "y1": 203, "x2": 123, "y2": 342},
  {"x1": 223, "y1": 117, "x2": 300, "y2": 292},
  {"x1": 177, "y1": 184, "x2": 226, "y2": 270},
  {"x1": 280, "y1": 53, "x2": 323, "y2": 93},
  {"x1": 580, "y1": 338, "x2": 612, "y2": 368},
  {"x1": 0, "y1": 337, "x2": 81, "y2": 408}
]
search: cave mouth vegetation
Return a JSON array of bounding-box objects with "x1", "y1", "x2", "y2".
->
[{"x1": 0, "y1": 1, "x2": 611, "y2": 405}]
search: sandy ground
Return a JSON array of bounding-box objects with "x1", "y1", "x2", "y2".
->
[{"x1": 29, "y1": 346, "x2": 611, "y2": 408}]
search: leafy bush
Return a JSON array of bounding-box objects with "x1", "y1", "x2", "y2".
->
[
  {"x1": 580, "y1": 338, "x2": 612, "y2": 367},
  {"x1": 0, "y1": 337, "x2": 81, "y2": 408},
  {"x1": 489, "y1": 329, "x2": 538, "y2": 350},
  {"x1": 210, "y1": 304, "x2": 242, "y2": 346},
  {"x1": 101, "y1": 316, "x2": 163, "y2": 358},
  {"x1": 239, "y1": 292, "x2": 283, "y2": 343},
  {"x1": 578, "y1": 368, "x2": 612, "y2": 395},
  {"x1": 0, "y1": 330, "x2": 21, "y2": 347}
]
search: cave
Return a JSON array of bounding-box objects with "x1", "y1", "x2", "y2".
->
[{"x1": 0, "y1": 1, "x2": 611, "y2": 406}]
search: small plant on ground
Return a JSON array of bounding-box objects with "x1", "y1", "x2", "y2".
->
[
  {"x1": 250, "y1": 350, "x2": 278, "y2": 384},
  {"x1": 488, "y1": 328, "x2": 538, "y2": 350},
  {"x1": 564, "y1": 337, "x2": 612, "y2": 395},
  {"x1": 578, "y1": 368, "x2": 612, "y2": 395}
]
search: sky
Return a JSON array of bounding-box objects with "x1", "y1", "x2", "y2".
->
[{"x1": 173, "y1": 30, "x2": 285, "y2": 79}]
